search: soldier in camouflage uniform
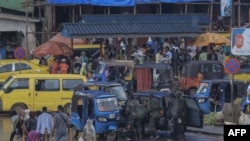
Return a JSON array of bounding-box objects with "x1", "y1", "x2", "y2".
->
[
  {"x1": 125, "y1": 95, "x2": 138, "y2": 140},
  {"x1": 168, "y1": 91, "x2": 187, "y2": 141},
  {"x1": 146, "y1": 94, "x2": 160, "y2": 140}
]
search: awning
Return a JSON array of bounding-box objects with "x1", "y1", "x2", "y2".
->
[{"x1": 61, "y1": 22, "x2": 201, "y2": 38}]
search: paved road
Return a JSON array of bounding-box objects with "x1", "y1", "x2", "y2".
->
[{"x1": 0, "y1": 113, "x2": 223, "y2": 141}]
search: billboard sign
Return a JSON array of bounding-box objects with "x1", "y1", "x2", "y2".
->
[{"x1": 231, "y1": 28, "x2": 250, "y2": 56}]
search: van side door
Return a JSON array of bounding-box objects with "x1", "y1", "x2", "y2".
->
[
  {"x1": 184, "y1": 96, "x2": 203, "y2": 128},
  {"x1": 2, "y1": 78, "x2": 31, "y2": 111},
  {"x1": 33, "y1": 79, "x2": 60, "y2": 111}
]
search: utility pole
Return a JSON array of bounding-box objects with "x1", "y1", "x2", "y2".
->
[
  {"x1": 25, "y1": 0, "x2": 29, "y2": 59},
  {"x1": 230, "y1": 0, "x2": 234, "y2": 27}
]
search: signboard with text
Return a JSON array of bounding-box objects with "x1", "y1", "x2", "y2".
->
[{"x1": 231, "y1": 28, "x2": 250, "y2": 56}]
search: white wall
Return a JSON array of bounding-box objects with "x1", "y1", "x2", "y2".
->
[{"x1": 0, "y1": 19, "x2": 37, "y2": 51}]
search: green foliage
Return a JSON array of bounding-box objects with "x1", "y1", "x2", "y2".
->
[{"x1": 204, "y1": 112, "x2": 217, "y2": 125}]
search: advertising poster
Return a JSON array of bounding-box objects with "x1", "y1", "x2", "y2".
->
[
  {"x1": 231, "y1": 28, "x2": 250, "y2": 55},
  {"x1": 221, "y1": 0, "x2": 231, "y2": 16}
]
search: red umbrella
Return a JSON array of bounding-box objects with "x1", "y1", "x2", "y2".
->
[
  {"x1": 49, "y1": 33, "x2": 87, "y2": 47},
  {"x1": 33, "y1": 41, "x2": 73, "y2": 57}
]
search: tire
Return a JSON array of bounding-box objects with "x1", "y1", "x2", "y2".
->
[
  {"x1": 70, "y1": 126, "x2": 79, "y2": 141},
  {"x1": 188, "y1": 88, "x2": 197, "y2": 95},
  {"x1": 64, "y1": 103, "x2": 71, "y2": 116},
  {"x1": 10, "y1": 103, "x2": 26, "y2": 114}
]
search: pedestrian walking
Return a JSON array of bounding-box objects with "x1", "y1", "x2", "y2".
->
[
  {"x1": 10, "y1": 108, "x2": 21, "y2": 141},
  {"x1": 82, "y1": 119, "x2": 96, "y2": 141},
  {"x1": 12, "y1": 109, "x2": 28, "y2": 141},
  {"x1": 26, "y1": 111, "x2": 38, "y2": 141},
  {"x1": 52, "y1": 105, "x2": 69, "y2": 141},
  {"x1": 36, "y1": 106, "x2": 53, "y2": 141}
]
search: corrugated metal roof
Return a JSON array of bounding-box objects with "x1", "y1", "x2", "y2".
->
[
  {"x1": 79, "y1": 14, "x2": 210, "y2": 25},
  {"x1": 62, "y1": 22, "x2": 201, "y2": 38}
]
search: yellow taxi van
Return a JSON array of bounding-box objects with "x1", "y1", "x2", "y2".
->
[
  {"x1": 0, "y1": 74, "x2": 86, "y2": 114},
  {"x1": 0, "y1": 59, "x2": 49, "y2": 83},
  {"x1": 225, "y1": 68, "x2": 250, "y2": 83}
]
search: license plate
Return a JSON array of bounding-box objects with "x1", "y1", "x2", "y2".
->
[{"x1": 109, "y1": 113, "x2": 115, "y2": 118}]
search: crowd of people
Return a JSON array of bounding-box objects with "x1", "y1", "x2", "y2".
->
[
  {"x1": 10, "y1": 106, "x2": 69, "y2": 141},
  {"x1": 43, "y1": 37, "x2": 231, "y2": 82}
]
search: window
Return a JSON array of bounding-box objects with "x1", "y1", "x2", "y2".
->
[
  {"x1": 15, "y1": 63, "x2": 31, "y2": 71},
  {"x1": 200, "y1": 65, "x2": 209, "y2": 73},
  {"x1": 35, "y1": 79, "x2": 59, "y2": 91},
  {"x1": 211, "y1": 64, "x2": 223, "y2": 73},
  {"x1": 108, "y1": 86, "x2": 127, "y2": 100},
  {"x1": 0, "y1": 64, "x2": 12, "y2": 73},
  {"x1": 9, "y1": 78, "x2": 29, "y2": 89},
  {"x1": 96, "y1": 97, "x2": 118, "y2": 112},
  {"x1": 63, "y1": 79, "x2": 83, "y2": 91},
  {"x1": 196, "y1": 83, "x2": 208, "y2": 94}
]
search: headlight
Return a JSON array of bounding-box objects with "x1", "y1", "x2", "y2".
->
[
  {"x1": 98, "y1": 117, "x2": 107, "y2": 122},
  {"x1": 198, "y1": 98, "x2": 205, "y2": 103}
]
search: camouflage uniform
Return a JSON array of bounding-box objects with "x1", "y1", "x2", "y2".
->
[
  {"x1": 146, "y1": 95, "x2": 160, "y2": 138},
  {"x1": 168, "y1": 92, "x2": 187, "y2": 141},
  {"x1": 125, "y1": 98, "x2": 138, "y2": 140},
  {"x1": 125, "y1": 97, "x2": 146, "y2": 140}
]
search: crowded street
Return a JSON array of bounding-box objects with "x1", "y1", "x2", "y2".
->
[
  {"x1": 1, "y1": 1, "x2": 250, "y2": 141},
  {"x1": 0, "y1": 113, "x2": 223, "y2": 141}
]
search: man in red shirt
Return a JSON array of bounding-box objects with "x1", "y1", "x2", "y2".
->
[
  {"x1": 51, "y1": 58, "x2": 59, "y2": 74},
  {"x1": 59, "y1": 58, "x2": 69, "y2": 74}
]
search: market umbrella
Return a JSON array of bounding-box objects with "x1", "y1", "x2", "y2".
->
[
  {"x1": 33, "y1": 41, "x2": 73, "y2": 57},
  {"x1": 192, "y1": 32, "x2": 231, "y2": 47},
  {"x1": 49, "y1": 33, "x2": 87, "y2": 47}
]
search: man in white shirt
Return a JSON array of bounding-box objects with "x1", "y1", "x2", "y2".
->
[
  {"x1": 36, "y1": 106, "x2": 53, "y2": 141},
  {"x1": 165, "y1": 47, "x2": 172, "y2": 64}
]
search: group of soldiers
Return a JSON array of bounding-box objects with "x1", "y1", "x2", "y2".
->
[{"x1": 123, "y1": 90, "x2": 187, "y2": 141}]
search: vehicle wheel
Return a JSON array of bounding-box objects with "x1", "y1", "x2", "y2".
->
[
  {"x1": 106, "y1": 131, "x2": 116, "y2": 141},
  {"x1": 188, "y1": 88, "x2": 197, "y2": 95},
  {"x1": 70, "y1": 126, "x2": 79, "y2": 141},
  {"x1": 64, "y1": 103, "x2": 71, "y2": 116},
  {"x1": 10, "y1": 103, "x2": 26, "y2": 114}
]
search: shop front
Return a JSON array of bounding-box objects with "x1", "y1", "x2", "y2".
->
[{"x1": 0, "y1": 14, "x2": 39, "y2": 59}]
